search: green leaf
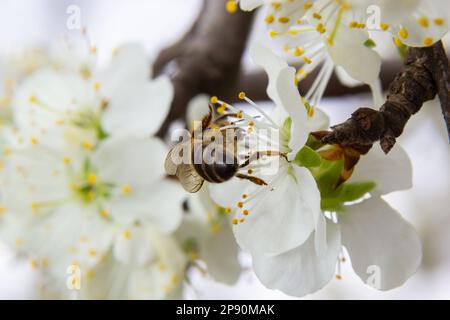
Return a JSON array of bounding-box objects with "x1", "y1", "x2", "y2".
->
[
  {"x1": 294, "y1": 146, "x2": 322, "y2": 168},
  {"x1": 313, "y1": 159, "x2": 344, "y2": 197},
  {"x1": 337, "y1": 181, "x2": 376, "y2": 202},
  {"x1": 305, "y1": 134, "x2": 324, "y2": 150},
  {"x1": 364, "y1": 38, "x2": 376, "y2": 48}
]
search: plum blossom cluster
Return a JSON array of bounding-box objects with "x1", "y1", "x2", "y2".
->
[{"x1": 0, "y1": 42, "x2": 241, "y2": 299}]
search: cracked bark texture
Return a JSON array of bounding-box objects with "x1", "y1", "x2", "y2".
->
[{"x1": 321, "y1": 41, "x2": 450, "y2": 154}]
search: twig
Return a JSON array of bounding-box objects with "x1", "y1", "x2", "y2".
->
[
  {"x1": 320, "y1": 41, "x2": 450, "y2": 154},
  {"x1": 154, "y1": 0, "x2": 254, "y2": 137}
]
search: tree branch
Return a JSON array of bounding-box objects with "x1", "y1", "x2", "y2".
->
[
  {"x1": 154, "y1": 0, "x2": 254, "y2": 137},
  {"x1": 320, "y1": 41, "x2": 450, "y2": 154}
]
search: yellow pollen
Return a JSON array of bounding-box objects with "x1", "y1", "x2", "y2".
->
[
  {"x1": 226, "y1": 0, "x2": 238, "y2": 13},
  {"x1": 93, "y1": 82, "x2": 101, "y2": 92},
  {"x1": 83, "y1": 141, "x2": 93, "y2": 150},
  {"x1": 316, "y1": 23, "x2": 326, "y2": 33},
  {"x1": 265, "y1": 15, "x2": 274, "y2": 24},
  {"x1": 312, "y1": 12, "x2": 322, "y2": 20},
  {"x1": 29, "y1": 259, "x2": 38, "y2": 269},
  {"x1": 232, "y1": 218, "x2": 238, "y2": 225},
  {"x1": 238, "y1": 91, "x2": 246, "y2": 100},
  {"x1": 88, "y1": 248, "x2": 97, "y2": 257},
  {"x1": 269, "y1": 30, "x2": 279, "y2": 38},
  {"x1": 243, "y1": 209, "x2": 249, "y2": 216},
  {"x1": 380, "y1": 22, "x2": 390, "y2": 31},
  {"x1": 417, "y1": 17, "x2": 429, "y2": 28},
  {"x1": 294, "y1": 47, "x2": 304, "y2": 56},
  {"x1": 303, "y1": 2, "x2": 313, "y2": 10},
  {"x1": 122, "y1": 184, "x2": 132, "y2": 194},
  {"x1": 393, "y1": 36, "x2": 404, "y2": 48},
  {"x1": 434, "y1": 18, "x2": 444, "y2": 26},
  {"x1": 28, "y1": 94, "x2": 38, "y2": 104},
  {"x1": 302, "y1": 56, "x2": 312, "y2": 64},
  {"x1": 122, "y1": 229, "x2": 132, "y2": 239},
  {"x1": 87, "y1": 173, "x2": 97, "y2": 185},
  {"x1": 278, "y1": 16, "x2": 290, "y2": 24},
  {"x1": 210, "y1": 96, "x2": 218, "y2": 104},
  {"x1": 63, "y1": 156, "x2": 71, "y2": 165},
  {"x1": 423, "y1": 37, "x2": 434, "y2": 46},
  {"x1": 398, "y1": 27, "x2": 409, "y2": 39},
  {"x1": 100, "y1": 209, "x2": 109, "y2": 218}
]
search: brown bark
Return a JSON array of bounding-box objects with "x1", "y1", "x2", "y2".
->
[
  {"x1": 320, "y1": 41, "x2": 450, "y2": 154},
  {"x1": 154, "y1": 0, "x2": 254, "y2": 137}
]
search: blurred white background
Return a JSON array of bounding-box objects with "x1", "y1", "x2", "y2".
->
[{"x1": 0, "y1": 0, "x2": 448, "y2": 299}]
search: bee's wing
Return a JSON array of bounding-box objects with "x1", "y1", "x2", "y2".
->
[
  {"x1": 176, "y1": 164, "x2": 204, "y2": 193},
  {"x1": 165, "y1": 141, "x2": 190, "y2": 175}
]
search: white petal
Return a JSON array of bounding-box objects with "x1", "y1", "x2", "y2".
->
[
  {"x1": 275, "y1": 67, "x2": 309, "y2": 155},
  {"x1": 249, "y1": 42, "x2": 288, "y2": 103},
  {"x1": 234, "y1": 165, "x2": 320, "y2": 256},
  {"x1": 107, "y1": 179, "x2": 184, "y2": 232},
  {"x1": 327, "y1": 26, "x2": 381, "y2": 85},
  {"x1": 349, "y1": 143, "x2": 412, "y2": 195},
  {"x1": 307, "y1": 107, "x2": 330, "y2": 132},
  {"x1": 113, "y1": 225, "x2": 154, "y2": 266},
  {"x1": 186, "y1": 94, "x2": 210, "y2": 130},
  {"x1": 239, "y1": 0, "x2": 265, "y2": 11},
  {"x1": 94, "y1": 136, "x2": 167, "y2": 186},
  {"x1": 102, "y1": 75, "x2": 173, "y2": 137},
  {"x1": 253, "y1": 218, "x2": 341, "y2": 297},
  {"x1": 340, "y1": 197, "x2": 422, "y2": 290}
]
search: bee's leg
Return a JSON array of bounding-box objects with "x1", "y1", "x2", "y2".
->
[
  {"x1": 235, "y1": 173, "x2": 268, "y2": 186},
  {"x1": 239, "y1": 150, "x2": 287, "y2": 168}
]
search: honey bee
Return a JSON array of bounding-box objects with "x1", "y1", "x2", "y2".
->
[{"x1": 165, "y1": 104, "x2": 282, "y2": 193}]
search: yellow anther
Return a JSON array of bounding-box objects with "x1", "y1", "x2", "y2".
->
[
  {"x1": 232, "y1": 218, "x2": 238, "y2": 225},
  {"x1": 393, "y1": 36, "x2": 404, "y2": 48},
  {"x1": 239, "y1": 218, "x2": 245, "y2": 223},
  {"x1": 265, "y1": 15, "x2": 275, "y2": 24},
  {"x1": 312, "y1": 12, "x2": 322, "y2": 20},
  {"x1": 122, "y1": 184, "x2": 132, "y2": 194},
  {"x1": 423, "y1": 37, "x2": 434, "y2": 46},
  {"x1": 55, "y1": 119, "x2": 65, "y2": 125},
  {"x1": 316, "y1": 23, "x2": 326, "y2": 34},
  {"x1": 30, "y1": 136, "x2": 38, "y2": 145},
  {"x1": 247, "y1": 169, "x2": 253, "y2": 174},
  {"x1": 15, "y1": 238, "x2": 23, "y2": 246},
  {"x1": 100, "y1": 209, "x2": 109, "y2": 218},
  {"x1": 210, "y1": 96, "x2": 218, "y2": 104},
  {"x1": 29, "y1": 259, "x2": 38, "y2": 269},
  {"x1": 88, "y1": 248, "x2": 97, "y2": 257},
  {"x1": 237, "y1": 110, "x2": 243, "y2": 119},
  {"x1": 87, "y1": 191, "x2": 95, "y2": 201},
  {"x1": 63, "y1": 156, "x2": 71, "y2": 165},
  {"x1": 225, "y1": 207, "x2": 231, "y2": 214},
  {"x1": 302, "y1": 56, "x2": 312, "y2": 64},
  {"x1": 271, "y1": 2, "x2": 281, "y2": 10},
  {"x1": 294, "y1": 47, "x2": 304, "y2": 56},
  {"x1": 238, "y1": 91, "x2": 246, "y2": 100},
  {"x1": 87, "y1": 173, "x2": 97, "y2": 185},
  {"x1": 226, "y1": 1, "x2": 238, "y2": 13},
  {"x1": 380, "y1": 22, "x2": 390, "y2": 31},
  {"x1": 237, "y1": 201, "x2": 243, "y2": 208},
  {"x1": 28, "y1": 94, "x2": 38, "y2": 104},
  {"x1": 303, "y1": 2, "x2": 313, "y2": 10},
  {"x1": 434, "y1": 18, "x2": 444, "y2": 26},
  {"x1": 349, "y1": 21, "x2": 359, "y2": 28},
  {"x1": 83, "y1": 141, "x2": 93, "y2": 150},
  {"x1": 398, "y1": 27, "x2": 409, "y2": 39},
  {"x1": 269, "y1": 30, "x2": 279, "y2": 38},
  {"x1": 93, "y1": 81, "x2": 101, "y2": 92},
  {"x1": 248, "y1": 120, "x2": 254, "y2": 127},
  {"x1": 122, "y1": 229, "x2": 132, "y2": 239},
  {"x1": 243, "y1": 209, "x2": 249, "y2": 216},
  {"x1": 278, "y1": 16, "x2": 290, "y2": 24},
  {"x1": 417, "y1": 17, "x2": 429, "y2": 28},
  {"x1": 336, "y1": 274, "x2": 342, "y2": 280},
  {"x1": 42, "y1": 258, "x2": 49, "y2": 268},
  {"x1": 0, "y1": 206, "x2": 6, "y2": 215}
]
